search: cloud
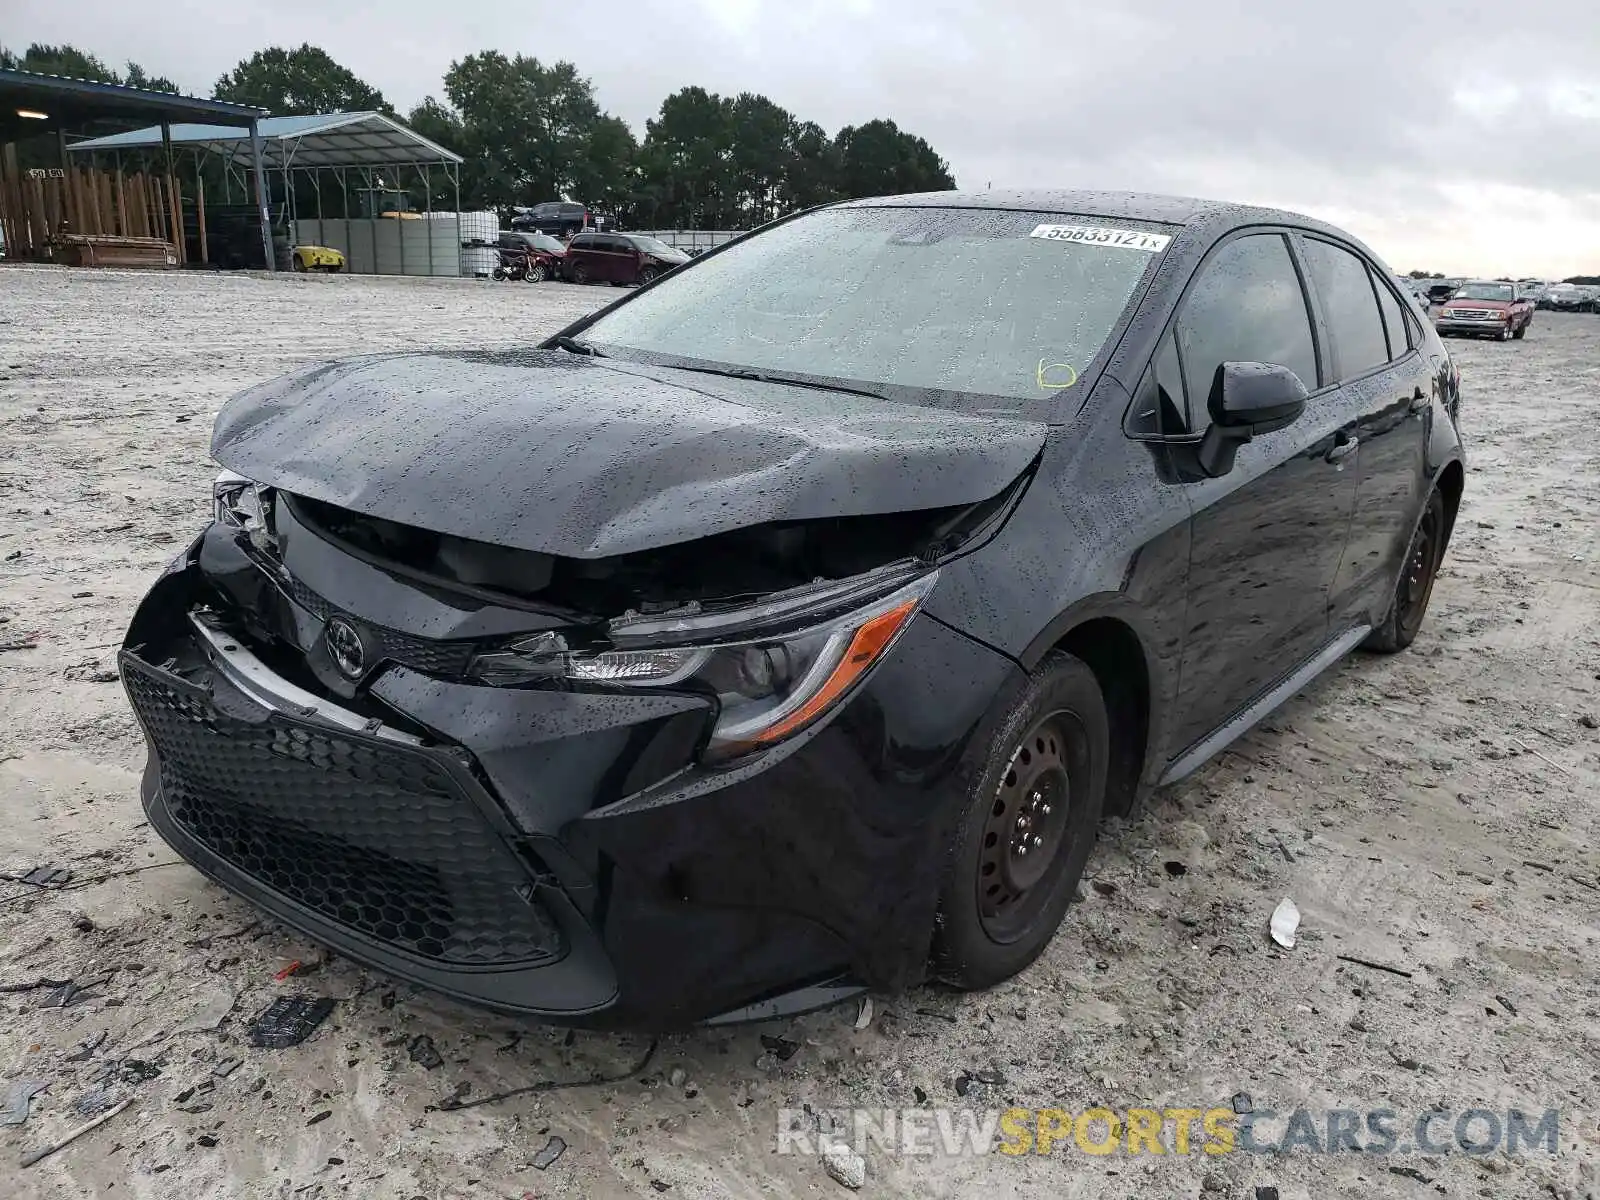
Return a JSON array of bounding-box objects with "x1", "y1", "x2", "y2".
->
[{"x1": 9, "y1": 0, "x2": 1600, "y2": 275}]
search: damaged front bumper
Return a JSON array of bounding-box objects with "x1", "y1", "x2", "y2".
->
[{"x1": 121, "y1": 524, "x2": 1022, "y2": 1029}]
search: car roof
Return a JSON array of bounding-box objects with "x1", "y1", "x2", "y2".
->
[{"x1": 839, "y1": 188, "x2": 1334, "y2": 232}]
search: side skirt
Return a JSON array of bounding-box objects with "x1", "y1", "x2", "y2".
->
[{"x1": 1157, "y1": 624, "x2": 1371, "y2": 786}]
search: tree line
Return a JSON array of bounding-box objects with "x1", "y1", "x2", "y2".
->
[{"x1": 2, "y1": 41, "x2": 955, "y2": 228}]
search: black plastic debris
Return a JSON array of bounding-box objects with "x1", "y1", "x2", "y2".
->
[
  {"x1": 408, "y1": 1034, "x2": 444, "y2": 1070},
  {"x1": 1254, "y1": 1189, "x2": 1281, "y2": 1200},
  {"x1": 1388, "y1": 1165, "x2": 1433, "y2": 1184},
  {"x1": 1231, "y1": 1092, "x2": 1253, "y2": 1114},
  {"x1": 531, "y1": 1135, "x2": 567, "y2": 1170},
  {"x1": 39, "y1": 974, "x2": 113, "y2": 1009},
  {"x1": 213, "y1": 1057, "x2": 241, "y2": 1078},
  {"x1": 307, "y1": 1109, "x2": 332, "y2": 1126},
  {"x1": 1163, "y1": 860, "x2": 1188, "y2": 877},
  {"x1": 759, "y1": 1034, "x2": 800, "y2": 1062},
  {"x1": 247, "y1": 995, "x2": 334, "y2": 1049},
  {"x1": 1, "y1": 866, "x2": 73, "y2": 887},
  {"x1": 119, "y1": 1060, "x2": 163, "y2": 1084},
  {"x1": 65, "y1": 1030, "x2": 108, "y2": 1062},
  {"x1": 1, "y1": 1079, "x2": 49, "y2": 1126},
  {"x1": 0, "y1": 977, "x2": 72, "y2": 995},
  {"x1": 379, "y1": 990, "x2": 396, "y2": 1010}
]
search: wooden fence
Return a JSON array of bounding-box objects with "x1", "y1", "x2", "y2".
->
[{"x1": 0, "y1": 146, "x2": 188, "y2": 264}]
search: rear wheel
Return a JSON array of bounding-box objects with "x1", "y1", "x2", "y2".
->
[
  {"x1": 933, "y1": 653, "x2": 1107, "y2": 990},
  {"x1": 1364, "y1": 488, "x2": 1446, "y2": 653},
  {"x1": 571, "y1": 263, "x2": 589, "y2": 285}
]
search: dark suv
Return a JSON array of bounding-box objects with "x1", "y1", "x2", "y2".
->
[
  {"x1": 563, "y1": 233, "x2": 690, "y2": 286},
  {"x1": 121, "y1": 191, "x2": 1464, "y2": 1030}
]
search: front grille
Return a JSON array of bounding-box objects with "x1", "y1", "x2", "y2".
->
[
  {"x1": 283, "y1": 575, "x2": 477, "y2": 677},
  {"x1": 125, "y1": 658, "x2": 563, "y2": 966},
  {"x1": 1447, "y1": 308, "x2": 1496, "y2": 320}
]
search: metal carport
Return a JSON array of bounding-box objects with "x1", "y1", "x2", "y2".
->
[{"x1": 69, "y1": 112, "x2": 465, "y2": 275}]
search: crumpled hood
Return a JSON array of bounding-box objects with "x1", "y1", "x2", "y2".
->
[{"x1": 211, "y1": 350, "x2": 1048, "y2": 559}]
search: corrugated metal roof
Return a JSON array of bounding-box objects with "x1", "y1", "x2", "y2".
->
[{"x1": 66, "y1": 111, "x2": 462, "y2": 167}]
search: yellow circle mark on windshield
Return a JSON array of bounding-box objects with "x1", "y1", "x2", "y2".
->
[{"x1": 1037, "y1": 358, "x2": 1079, "y2": 390}]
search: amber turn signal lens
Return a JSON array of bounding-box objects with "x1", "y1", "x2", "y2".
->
[{"x1": 738, "y1": 598, "x2": 920, "y2": 750}]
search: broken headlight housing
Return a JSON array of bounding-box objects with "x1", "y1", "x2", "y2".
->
[
  {"x1": 212, "y1": 470, "x2": 277, "y2": 553},
  {"x1": 472, "y1": 571, "x2": 938, "y2": 762}
]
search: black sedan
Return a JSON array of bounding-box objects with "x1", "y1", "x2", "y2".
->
[{"x1": 120, "y1": 190, "x2": 1465, "y2": 1029}]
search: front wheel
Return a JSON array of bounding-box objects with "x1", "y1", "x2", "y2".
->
[
  {"x1": 639, "y1": 266, "x2": 659, "y2": 285},
  {"x1": 1513, "y1": 320, "x2": 1528, "y2": 340},
  {"x1": 526, "y1": 264, "x2": 547, "y2": 283},
  {"x1": 1364, "y1": 488, "x2": 1446, "y2": 654},
  {"x1": 933, "y1": 653, "x2": 1108, "y2": 991}
]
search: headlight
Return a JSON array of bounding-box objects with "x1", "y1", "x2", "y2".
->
[
  {"x1": 213, "y1": 470, "x2": 277, "y2": 552},
  {"x1": 471, "y1": 572, "x2": 938, "y2": 761},
  {"x1": 1439, "y1": 308, "x2": 1456, "y2": 318}
]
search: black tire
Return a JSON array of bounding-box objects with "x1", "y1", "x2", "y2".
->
[
  {"x1": 292, "y1": 257, "x2": 307, "y2": 273},
  {"x1": 526, "y1": 264, "x2": 547, "y2": 283},
  {"x1": 640, "y1": 266, "x2": 659, "y2": 285},
  {"x1": 933, "y1": 653, "x2": 1108, "y2": 990},
  {"x1": 1364, "y1": 488, "x2": 1446, "y2": 654},
  {"x1": 1513, "y1": 320, "x2": 1528, "y2": 340},
  {"x1": 491, "y1": 267, "x2": 507, "y2": 281},
  {"x1": 571, "y1": 263, "x2": 589, "y2": 285}
]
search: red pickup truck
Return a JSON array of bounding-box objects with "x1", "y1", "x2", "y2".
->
[{"x1": 1434, "y1": 280, "x2": 1535, "y2": 341}]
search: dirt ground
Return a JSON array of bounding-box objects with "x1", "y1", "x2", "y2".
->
[{"x1": 1, "y1": 264, "x2": 1597, "y2": 1200}]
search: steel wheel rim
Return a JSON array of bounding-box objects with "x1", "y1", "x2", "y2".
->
[
  {"x1": 1398, "y1": 507, "x2": 1439, "y2": 633},
  {"x1": 977, "y1": 713, "x2": 1074, "y2": 941}
]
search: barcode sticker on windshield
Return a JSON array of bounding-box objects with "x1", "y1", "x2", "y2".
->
[{"x1": 1029, "y1": 224, "x2": 1171, "y2": 253}]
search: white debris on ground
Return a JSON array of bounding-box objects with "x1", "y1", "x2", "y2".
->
[{"x1": 1, "y1": 265, "x2": 1598, "y2": 1199}]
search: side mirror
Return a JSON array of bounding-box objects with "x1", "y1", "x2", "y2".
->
[{"x1": 1197, "y1": 361, "x2": 1309, "y2": 478}]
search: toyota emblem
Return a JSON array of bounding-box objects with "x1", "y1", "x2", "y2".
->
[{"x1": 325, "y1": 616, "x2": 366, "y2": 679}]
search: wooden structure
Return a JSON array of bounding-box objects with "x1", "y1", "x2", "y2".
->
[
  {"x1": 0, "y1": 68, "x2": 268, "y2": 269},
  {"x1": 0, "y1": 156, "x2": 181, "y2": 263}
]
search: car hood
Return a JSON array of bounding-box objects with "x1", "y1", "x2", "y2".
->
[
  {"x1": 211, "y1": 350, "x2": 1049, "y2": 559},
  {"x1": 1445, "y1": 297, "x2": 1511, "y2": 309}
]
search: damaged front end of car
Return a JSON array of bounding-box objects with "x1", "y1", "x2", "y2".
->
[{"x1": 121, "y1": 461, "x2": 1034, "y2": 1028}]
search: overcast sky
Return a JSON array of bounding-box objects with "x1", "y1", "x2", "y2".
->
[{"x1": 11, "y1": 0, "x2": 1600, "y2": 277}]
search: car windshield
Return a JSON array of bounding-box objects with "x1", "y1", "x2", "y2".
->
[
  {"x1": 579, "y1": 206, "x2": 1173, "y2": 409},
  {"x1": 1454, "y1": 283, "x2": 1514, "y2": 301},
  {"x1": 629, "y1": 236, "x2": 680, "y2": 256},
  {"x1": 530, "y1": 233, "x2": 565, "y2": 253}
]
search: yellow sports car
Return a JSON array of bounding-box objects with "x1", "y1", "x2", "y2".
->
[{"x1": 290, "y1": 245, "x2": 346, "y2": 273}]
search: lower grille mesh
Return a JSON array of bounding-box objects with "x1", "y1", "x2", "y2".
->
[{"x1": 125, "y1": 659, "x2": 562, "y2": 965}]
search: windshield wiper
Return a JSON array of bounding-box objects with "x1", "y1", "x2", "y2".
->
[
  {"x1": 662, "y1": 363, "x2": 886, "y2": 401},
  {"x1": 551, "y1": 335, "x2": 605, "y2": 357}
]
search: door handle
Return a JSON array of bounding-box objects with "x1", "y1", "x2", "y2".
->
[
  {"x1": 1408, "y1": 387, "x2": 1429, "y2": 414},
  {"x1": 1326, "y1": 435, "x2": 1359, "y2": 463}
]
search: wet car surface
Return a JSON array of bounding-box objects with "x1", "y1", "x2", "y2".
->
[{"x1": 121, "y1": 190, "x2": 1465, "y2": 1030}]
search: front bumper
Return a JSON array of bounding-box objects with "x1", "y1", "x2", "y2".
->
[
  {"x1": 1434, "y1": 317, "x2": 1511, "y2": 335},
  {"x1": 122, "y1": 527, "x2": 1021, "y2": 1028}
]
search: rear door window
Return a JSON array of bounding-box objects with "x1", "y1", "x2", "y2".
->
[
  {"x1": 1372, "y1": 276, "x2": 1412, "y2": 360},
  {"x1": 1174, "y1": 232, "x2": 1319, "y2": 428},
  {"x1": 1303, "y1": 239, "x2": 1389, "y2": 378}
]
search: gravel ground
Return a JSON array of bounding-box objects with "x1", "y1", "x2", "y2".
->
[{"x1": 1, "y1": 265, "x2": 1597, "y2": 1200}]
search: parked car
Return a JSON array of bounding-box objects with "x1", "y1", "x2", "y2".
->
[
  {"x1": 496, "y1": 231, "x2": 565, "y2": 282},
  {"x1": 289, "y1": 244, "x2": 345, "y2": 273},
  {"x1": 1434, "y1": 280, "x2": 1535, "y2": 339},
  {"x1": 1543, "y1": 283, "x2": 1597, "y2": 313},
  {"x1": 1426, "y1": 278, "x2": 1462, "y2": 305},
  {"x1": 562, "y1": 232, "x2": 690, "y2": 286},
  {"x1": 510, "y1": 201, "x2": 605, "y2": 240},
  {"x1": 120, "y1": 190, "x2": 1463, "y2": 1029}
]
